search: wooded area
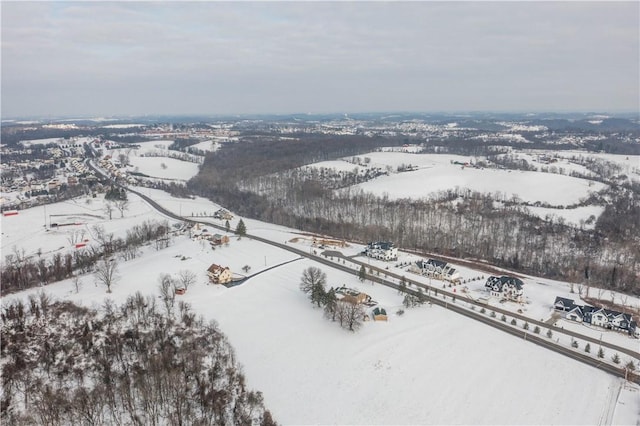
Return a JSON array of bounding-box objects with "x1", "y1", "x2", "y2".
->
[
  {"x1": 1, "y1": 295, "x2": 276, "y2": 425},
  {"x1": 188, "y1": 134, "x2": 640, "y2": 295}
]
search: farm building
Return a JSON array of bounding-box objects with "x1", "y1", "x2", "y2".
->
[{"x1": 372, "y1": 307, "x2": 388, "y2": 321}]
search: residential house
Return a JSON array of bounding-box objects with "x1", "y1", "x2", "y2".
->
[
  {"x1": 415, "y1": 258, "x2": 460, "y2": 282},
  {"x1": 214, "y1": 209, "x2": 234, "y2": 220},
  {"x1": 552, "y1": 296, "x2": 638, "y2": 337},
  {"x1": 419, "y1": 258, "x2": 447, "y2": 275},
  {"x1": 207, "y1": 264, "x2": 233, "y2": 284},
  {"x1": 485, "y1": 276, "x2": 524, "y2": 302},
  {"x1": 553, "y1": 296, "x2": 576, "y2": 311},
  {"x1": 210, "y1": 234, "x2": 230, "y2": 246},
  {"x1": 335, "y1": 286, "x2": 372, "y2": 305},
  {"x1": 363, "y1": 241, "x2": 398, "y2": 261}
]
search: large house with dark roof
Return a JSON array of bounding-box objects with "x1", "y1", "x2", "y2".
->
[
  {"x1": 485, "y1": 276, "x2": 525, "y2": 302},
  {"x1": 415, "y1": 259, "x2": 461, "y2": 282},
  {"x1": 553, "y1": 296, "x2": 638, "y2": 337},
  {"x1": 363, "y1": 241, "x2": 398, "y2": 261}
]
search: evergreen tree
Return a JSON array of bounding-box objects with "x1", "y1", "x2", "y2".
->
[
  {"x1": 311, "y1": 282, "x2": 327, "y2": 307},
  {"x1": 358, "y1": 265, "x2": 366, "y2": 282},
  {"x1": 398, "y1": 276, "x2": 407, "y2": 294},
  {"x1": 402, "y1": 294, "x2": 416, "y2": 308},
  {"x1": 235, "y1": 219, "x2": 247, "y2": 236},
  {"x1": 597, "y1": 347, "x2": 604, "y2": 358},
  {"x1": 225, "y1": 220, "x2": 230, "y2": 232},
  {"x1": 323, "y1": 288, "x2": 338, "y2": 321},
  {"x1": 612, "y1": 353, "x2": 620, "y2": 364},
  {"x1": 584, "y1": 343, "x2": 591, "y2": 353},
  {"x1": 533, "y1": 326, "x2": 540, "y2": 334},
  {"x1": 546, "y1": 329, "x2": 553, "y2": 338}
]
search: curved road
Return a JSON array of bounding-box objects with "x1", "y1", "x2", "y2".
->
[{"x1": 88, "y1": 161, "x2": 639, "y2": 383}]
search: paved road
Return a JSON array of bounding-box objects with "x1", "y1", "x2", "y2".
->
[{"x1": 87, "y1": 161, "x2": 639, "y2": 383}]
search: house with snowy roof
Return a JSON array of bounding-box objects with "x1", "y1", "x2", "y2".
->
[
  {"x1": 485, "y1": 276, "x2": 524, "y2": 302},
  {"x1": 207, "y1": 264, "x2": 233, "y2": 284},
  {"x1": 552, "y1": 296, "x2": 638, "y2": 336},
  {"x1": 363, "y1": 241, "x2": 398, "y2": 261}
]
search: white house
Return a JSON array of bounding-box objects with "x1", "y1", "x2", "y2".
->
[{"x1": 364, "y1": 242, "x2": 398, "y2": 261}]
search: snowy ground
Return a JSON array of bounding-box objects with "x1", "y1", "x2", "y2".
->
[
  {"x1": 2, "y1": 188, "x2": 639, "y2": 425},
  {"x1": 342, "y1": 152, "x2": 607, "y2": 205},
  {"x1": 301, "y1": 151, "x2": 612, "y2": 226}
]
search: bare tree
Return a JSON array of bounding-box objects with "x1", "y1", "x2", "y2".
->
[
  {"x1": 114, "y1": 199, "x2": 129, "y2": 218},
  {"x1": 95, "y1": 258, "x2": 119, "y2": 293},
  {"x1": 345, "y1": 302, "x2": 365, "y2": 331},
  {"x1": 72, "y1": 276, "x2": 82, "y2": 294},
  {"x1": 93, "y1": 225, "x2": 116, "y2": 255},
  {"x1": 158, "y1": 274, "x2": 176, "y2": 315},
  {"x1": 300, "y1": 266, "x2": 326, "y2": 294},
  {"x1": 300, "y1": 266, "x2": 327, "y2": 306},
  {"x1": 67, "y1": 230, "x2": 85, "y2": 246},
  {"x1": 177, "y1": 270, "x2": 197, "y2": 290},
  {"x1": 104, "y1": 202, "x2": 114, "y2": 220}
]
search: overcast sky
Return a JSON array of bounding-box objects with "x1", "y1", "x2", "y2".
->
[{"x1": 2, "y1": 1, "x2": 638, "y2": 118}]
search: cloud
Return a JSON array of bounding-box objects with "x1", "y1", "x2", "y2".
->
[{"x1": 2, "y1": 1, "x2": 638, "y2": 117}]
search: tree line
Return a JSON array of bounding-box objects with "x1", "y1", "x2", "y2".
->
[{"x1": 1, "y1": 220, "x2": 172, "y2": 296}]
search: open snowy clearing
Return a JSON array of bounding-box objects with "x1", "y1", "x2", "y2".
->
[
  {"x1": 338, "y1": 152, "x2": 606, "y2": 205},
  {"x1": 302, "y1": 152, "x2": 607, "y2": 208},
  {"x1": 190, "y1": 140, "x2": 221, "y2": 152},
  {"x1": 126, "y1": 156, "x2": 200, "y2": 181}
]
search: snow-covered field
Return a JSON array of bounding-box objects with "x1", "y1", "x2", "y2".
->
[
  {"x1": 342, "y1": 152, "x2": 608, "y2": 206},
  {"x1": 2, "y1": 189, "x2": 639, "y2": 425},
  {"x1": 297, "y1": 151, "x2": 613, "y2": 226},
  {"x1": 126, "y1": 155, "x2": 200, "y2": 181}
]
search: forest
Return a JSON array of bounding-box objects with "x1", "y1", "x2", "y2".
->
[
  {"x1": 1, "y1": 294, "x2": 276, "y2": 425},
  {"x1": 188, "y1": 133, "x2": 640, "y2": 296}
]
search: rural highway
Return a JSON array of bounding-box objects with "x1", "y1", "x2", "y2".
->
[{"x1": 87, "y1": 160, "x2": 639, "y2": 383}]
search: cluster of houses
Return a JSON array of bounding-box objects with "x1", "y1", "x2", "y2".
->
[
  {"x1": 553, "y1": 297, "x2": 638, "y2": 337},
  {"x1": 99, "y1": 156, "x2": 138, "y2": 185},
  {"x1": 190, "y1": 224, "x2": 231, "y2": 247},
  {"x1": 484, "y1": 275, "x2": 525, "y2": 302},
  {"x1": 363, "y1": 241, "x2": 398, "y2": 261},
  {"x1": 410, "y1": 258, "x2": 461, "y2": 283}
]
